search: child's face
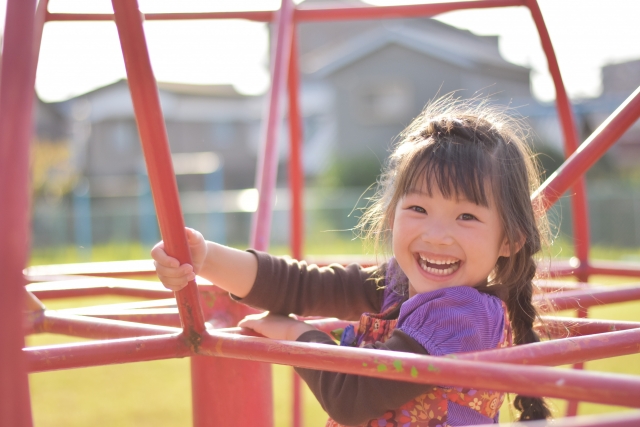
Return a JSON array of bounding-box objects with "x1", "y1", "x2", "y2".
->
[{"x1": 392, "y1": 182, "x2": 510, "y2": 296}]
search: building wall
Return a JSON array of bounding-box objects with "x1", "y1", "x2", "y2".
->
[{"x1": 322, "y1": 43, "x2": 532, "y2": 159}]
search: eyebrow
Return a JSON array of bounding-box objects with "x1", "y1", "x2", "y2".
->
[{"x1": 406, "y1": 186, "x2": 464, "y2": 198}]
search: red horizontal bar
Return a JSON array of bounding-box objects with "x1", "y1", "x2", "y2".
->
[
  {"x1": 480, "y1": 411, "x2": 640, "y2": 427},
  {"x1": 295, "y1": 0, "x2": 524, "y2": 22},
  {"x1": 225, "y1": 320, "x2": 640, "y2": 367},
  {"x1": 540, "y1": 284, "x2": 640, "y2": 311},
  {"x1": 534, "y1": 85, "x2": 640, "y2": 209},
  {"x1": 26, "y1": 277, "x2": 172, "y2": 300},
  {"x1": 25, "y1": 259, "x2": 156, "y2": 278},
  {"x1": 198, "y1": 331, "x2": 640, "y2": 408},
  {"x1": 45, "y1": 1, "x2": 523, "y2": 23},
  {"x1": 456, "y1": 328, "x2": 640, "y2": 367},
  {"x1": 40, "y1": 311, "x2": 180, "y2": 339},
  {"x1": 587, "y1": 260, "x2": 640, "y2": 278},
  {"x1": 63, "y1": 310, "x2": 182, "y2": 328},
  {"x1": 536, "y1": 280, "x2": 591, "y2": 292},
  {"x1": 46, "y1": 10, "x2": 274, "y2": 22},
  {"x1": 226, "y1": 315, "x2": 640, "y2": 340},
  {"x1": 25, "y1": 320, "x2": 640, "y2": 405},
  {"x1": 26, "y1": 333, "x2": 186, "y2": 373},
  {"x1": 541, "y1": 316, "x2": 640, "y2": 337},
  {"x1": 57, "y1": 298, "x2": 177, "y2": 312}
]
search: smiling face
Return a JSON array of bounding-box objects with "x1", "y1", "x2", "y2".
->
[{"x1": 392, "y1": 182, "x2": 510, "y2": 296}]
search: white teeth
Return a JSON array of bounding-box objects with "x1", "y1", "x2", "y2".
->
[
  {"x1": 418, "y1": 258, "x2": 460, "y2": 275},
  {"x1": 418, "y1": 255, "x2": 458, "y2": 266}
]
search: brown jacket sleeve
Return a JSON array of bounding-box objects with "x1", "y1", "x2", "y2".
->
[
  {"x1": 294, "y1": 330, "x2": 432, "y2": 426},
  {"x1": 234, "y1": 250, "x2": 384, "y2": 321}
]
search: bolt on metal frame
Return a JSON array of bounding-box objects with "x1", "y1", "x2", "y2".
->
[{"x1": 2, "y1": 1, "x2": 640, "y2": 426}]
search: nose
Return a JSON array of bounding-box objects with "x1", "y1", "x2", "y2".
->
[{"x1": 420, "y1": 221, "x2": 454, "y2": 246}]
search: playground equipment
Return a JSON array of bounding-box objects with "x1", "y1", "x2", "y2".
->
[{"x1": 2, "y1": 0, "x2": 640, "y2": 426}]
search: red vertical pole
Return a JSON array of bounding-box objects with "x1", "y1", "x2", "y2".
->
[
  {"x1": 526, "y1": 1, "x2": 589, "y2": 416},
  {"x1": 287, "y1": 25, "x2": 305, "y2": 427},
  {"x1": 192, "y1": 0, "x2": 298, "y2": 424},
  {"x1": 110, "y1": 0, "x2": 205, "y2": 339},
  {"x1": 192, "y1": 288, "x2": 274, "y2": 427},
  {"x1": 526, "y1": 0, "x2": 591, "y2": 283},
  {"x1": 0, "y1": 0, "x2": 38, "y2": 425},
  {"x1": 31, "y1": 0, "x2": 49, "y2": 85},
  {"x1": 250, "y1": 0, "x2": 295, "y2": 251},
  {"x1": 288, "y1": 27, "x2": 304, "y2": 263},
  {"x1": 565, "y1": 306, "x2": 588, "y2": 416}
]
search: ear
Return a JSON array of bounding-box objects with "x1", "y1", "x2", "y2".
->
[{"x1": 499, "y1": 234, "x2": 524, "y2": 258}]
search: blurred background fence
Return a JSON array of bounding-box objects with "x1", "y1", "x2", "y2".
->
[{"x1": 31, "y1": 181, "x2": 640, "y2": 260}]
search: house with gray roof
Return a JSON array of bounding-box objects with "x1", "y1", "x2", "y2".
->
[{"x1": 296, "y1": 5, "x2": 534, "y2": 171}]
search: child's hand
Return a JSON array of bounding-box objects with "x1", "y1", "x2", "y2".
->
[
  {"x1": 151, "y1": 227, "x2": 207, "y2": 291},
  {"x1": 238, "y1": 312, "x2": 316, "y2": 341}
]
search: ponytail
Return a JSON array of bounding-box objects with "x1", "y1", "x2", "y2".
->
[{"x1": 506, "y1": 255, "x2": 552, "y2": 421}]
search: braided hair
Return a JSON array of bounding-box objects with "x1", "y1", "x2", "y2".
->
[{"x1": 358, "y1": 95, "x2": 552, "y2": 421}]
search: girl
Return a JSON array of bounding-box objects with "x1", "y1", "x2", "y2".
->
[{"x1": 153, "y1": 98, "x2": 552, "y2": 426}]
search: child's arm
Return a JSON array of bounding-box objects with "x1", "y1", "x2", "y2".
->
[
  {"x1": 240, "y1": 313, "x2": 432, "y2": 425},
  {"x1": 151, "y1": 227, "x2": 256, "y2": 298},
  {"x1": 237, "y1": 312, "x2": 316, "y2": 340},
  {"x1": 296, "y1": 330, "x2": 432, "y2": 425},
  {"x1": 152, "y1": 228, "x2": 383, "y2": 319}
]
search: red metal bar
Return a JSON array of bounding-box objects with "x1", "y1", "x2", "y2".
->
[
  {"x1": 45, "y1": 1, "x2": 523, "y2": 24},
  {"x1": 217, "y1": 316, "x2": 640, "y2": 340},
  {"x1": 46, "y1": 11, "x2": 274, "y2": 22},
  {"x1": 525, "y1": 0, "x2": 591, "y2": 281},
  {"x1": 26, "y1": 333, "x2": 187, "y2": 373},
  {"x1": 110, "y1": 0, "x2": 205, "y2": 338},
  {"x1": 456, "y1": 327, "x2": 640, "y2": 367},
  {"x1": 191, "y1": 355, "x2": 274, "y2": 427},
  {"x1": 531, "y1": 71, "x2": 640, "y2": 210},
  {"x1": 203, "y1": 319, "x2": 640, "y2": 367},
  {"x1": 58, "y1": 298, "x2": 177, "y2": 312},
  {"x1": 539, "y1": 284, "x2": 640, "y2": 311},
  {"x1": 295, "y1": 0, "x2": 524, "y2": 22},
  {"x1": 26, "y1": 259, "x2": 156, "y2": 278},
  {"x1": 31, "y1": 0, "x2": 49, "y2": 86},
  {"x1": 40, "y1": 311, "x2": 180, "y2": 339},
  {"x1": 287, "y1": 27, "x2": 304, "y2": 263},
  {"x1": 27, "y1": 277, "x2": 172, "y2": 300},
  {"x1": 24, "y1": 291, "x2": 46, "y2": 336},
  {"x1": 537, "y1": 280, "x2": 592, "y2": 292},
  {"x1": 55, "y1": 310, "x2": 182, "y2": 328},
  {"x1": 567, "y1": 306, "x2": 588, "y2": 416},
  {"x1": 587, "y1": 260, "x2": 640, "y2": 278},
  {"x1": 482, "y1": 411, "x2": 640, "y2": 427},
  {"x1": 191, "y1": 289, "x2": 273, "y2": 427},
  {"x1": 251, "y1": 0, "x2": 295, "y2": 251},
  {"x1": 287, "y1": 23, "x2": 305, "y2": 427},
  {"x1": 0, "y1": 0, "x2": 38, "y2": 424},
  {"x1": 540, "y1": 316, "x2": 640, "y2": 337},
  {"x1": 198, "y1": 331, "x2": 640, "y2": 408}
]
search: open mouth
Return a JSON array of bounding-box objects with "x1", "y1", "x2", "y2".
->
[{"x1": 418, "y1": 255, "x2": 461, "y2": 276}]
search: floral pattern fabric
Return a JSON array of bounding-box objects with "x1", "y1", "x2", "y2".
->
[{"x1": 327, "y1": 301, "x2": 513, "y2": 427}]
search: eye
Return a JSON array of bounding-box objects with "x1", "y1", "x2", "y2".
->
[
  {"x1": 409, "y1": 206, "x2": 426, "y2": 214},
  {"x1": 459, "y1": 213, "x2": 477, "y2": 221}
]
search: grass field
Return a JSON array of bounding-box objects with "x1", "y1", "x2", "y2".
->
[{"x1": 26, "y1": 242, "x2": 640, "y2": 426}]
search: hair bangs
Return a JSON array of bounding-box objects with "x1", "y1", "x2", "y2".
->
[{"x1": 399, "y1": 139, "x2": 493, "y2": 207}]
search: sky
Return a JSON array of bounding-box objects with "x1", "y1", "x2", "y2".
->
[{"x1": 1, "y1": 0, "x2": 639, "y2": 103}]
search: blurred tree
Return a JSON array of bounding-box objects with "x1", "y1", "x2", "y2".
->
[
  {"x1": 532, "y1": 143, "x2": 617, "y2": 182},
  {"x1": 316, "y1": 153, "x2": 383, "y2": 189},
  {"x1": 31, "y1": 138, "x2": 77, "y2": 197}
]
